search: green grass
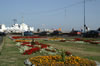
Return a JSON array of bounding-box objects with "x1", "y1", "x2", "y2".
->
[
  {"x1": 0, "y1": 37, "x2": 44, "y2": 66},
  {"x1": 84, "y1": 56, "x2": 100, "y2": 62},
  {"x1": 38, "y1": 38, "x2": 100, "y2": 62},
  {"x1": 0, "y1": 36, "x2": 100, "y2": 66},
  {"x1": 39, "y1": 40, "x2": 100, "y2": 52}
]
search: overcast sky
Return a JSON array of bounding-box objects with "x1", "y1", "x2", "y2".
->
[{"x1": 0, "y1": 0, "x2": 100, "y2": 31}]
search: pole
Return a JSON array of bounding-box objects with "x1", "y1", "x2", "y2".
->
[{"x1": 84, "y1": 0, "x2": 86, "y2": 33}]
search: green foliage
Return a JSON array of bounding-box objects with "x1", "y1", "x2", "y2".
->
[
  {"x1": 0, "y1": 52, "x2": 1, "y2": 55},
  {"x1": 84, "y1": 56, "x2": 100, "y2": 62},
  {"x1": 61, "y1": 50, "x2": 66, "y2": 62},
  {"x1": 39, "y1": 38, "x2": 100, "y2": 62},
  {"x1": 0, "y1": 36, "x2": 100, "y2": 66},
  {"x1": 31, "y1": 38, "x2": 35, "y2": 45}
]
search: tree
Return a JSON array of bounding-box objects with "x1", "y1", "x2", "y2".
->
[
  {"x1": 37, "y1": 28, "x2": 40, "y2": 32},
  {"x1": 97, "y1": 27, "x2": 100, "y2": 31}
]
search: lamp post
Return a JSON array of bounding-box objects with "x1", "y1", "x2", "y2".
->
[{"x1": 84, "y1": 0, "x2": 86, "y2": 33}]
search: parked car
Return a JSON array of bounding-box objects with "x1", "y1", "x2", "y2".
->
[
  {"x1": 23, "y1": 31, "x2": 34, "y2": 36},
  {"x1": 82, "y1": 30, "x2": 100, "y2": 37},
  {"x1": 50, "y1": 30, "x2": 62, "y2": 36},
  {"x1": 39, "y1": 31, "x2": 50, "y2": 36},
  {"x1": 69, "y1": 30, "x2": 81, "y2": 36},
  {"x1": 0, "y1": 32, "x2": 6, "y2": 36}
]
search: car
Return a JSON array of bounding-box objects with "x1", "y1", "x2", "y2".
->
[
  {"x1": 0, "y1": 32, "x2": 6, "y2": 36},
  {"x1": 39, "y1": 31, "x2": 50, "y2": 36},
  {"x1": 82, "y1": 30, "x2": 100, "y2": 37},
  {"x1": 50, "y1": 30, "x2": 62, "y2": 36},
  {"x1": 23, "y1": 31, "x2": 34, "y2": 36},
  {"x1": 69, "y1": 30, "x2": 81, "y2": 36}
]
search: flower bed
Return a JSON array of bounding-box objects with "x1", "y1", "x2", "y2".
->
[
  {"x1": 48, "y1": 37, "x2": 65, "y2": 41},
  {"x1": 12, "y1": 36, "x2": 46, "y2": 39},
  {"x1": 24, "y1": 55, "x2": 96, "y2": 66},
  {"x1": 16, "y1": 40, "x2": 72, "y2": 56},
  {"x1": 16, "y1": 41, "x2": 50, "y2": 55},
  {"x1": 89, "y1": 41, "x2": 99, "y2": 45},
  {"x1": 23, "y1": 47, "x2": 40, "y2": 55},
  {"x1": 15, "y1": 40, "x2": 32, "y2": 42},
  {"x1": 59, "y1": 40, "x2": 66, "y2": 42},
  {"x1": 59, "y1": 38, "x2": 100, "y2": 45}
]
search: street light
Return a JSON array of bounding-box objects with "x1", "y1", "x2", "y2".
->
[{"x1": 84, "y1": 0, "x2": 86, "y2": 33}]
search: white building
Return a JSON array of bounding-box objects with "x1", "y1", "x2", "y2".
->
[
  {"x1": 20, "y1": 23, "x2": 28, "y2": 32},
  {"x1": 20, "y1": 23, "x2": 34, "y2": 32},
  {"x1": 0, "y1": 23, "x2": 34, "y2": 33},
  {"x1": 0, "y1": 24, "x2": 6, "y2": 32}
]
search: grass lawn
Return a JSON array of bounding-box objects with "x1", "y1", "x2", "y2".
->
[
  {"x1": 38, "y1": 37, "x2": 100, "y2": 62},
  {"x1": 0, "y1": 36, "x2": 45, "y2": 66},
  {"x1": 0, "y1": 36, "x2": 100, "y2": 66}
]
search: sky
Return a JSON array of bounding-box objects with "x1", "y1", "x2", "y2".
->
[{"x1": 0, "y1": 0, "x2": 100, "y2": 31}]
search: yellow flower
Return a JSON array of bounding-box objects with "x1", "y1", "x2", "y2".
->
[{"x1": 29, "y1": 55, "x2": 96, "y2": 65}]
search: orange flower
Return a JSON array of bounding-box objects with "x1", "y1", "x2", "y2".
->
[{"x1": 29, "y1": 55, "x2": 96, "y2": 66}]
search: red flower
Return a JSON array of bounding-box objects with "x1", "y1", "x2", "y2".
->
[
  {"x1": 60, "y1": 40, "x2": 66, "y2": 42},
  {"x1": 89, "y1": 42, "x2": 99, "y2": 45},
  {"x1": 65, "y1": 51, "x2": 71, "y2": 56},
  {"x1": 41, "y1": 44, "x2": 48, "y2": 48},
  {"x1": 12, "y1": 36, "x2": 47, "y2": 39},
  {"x1": 74, "y1": 38, "x2": 81, "y2": 41},
  {"x1": 26, "y1": 45, "x2": 34, "y2": 47},
  {"x1": 21, "y1": 42, "x2": 30, "y2": 46},
  {"x1": 23, "y1": 42, "x2": 30, "y2": 44},
  {"x1": 84, "y1": 40, "x2": 91, "y2": 42},
  {"x1": 12, "y1": 36, "x2": 19, "y2": 39},
  {"x1": 23, "y1": 47, "x2": 40, "y2": 55},
  {"x1": 34, "y1": 41, "x2": 40, "y2": 45}
]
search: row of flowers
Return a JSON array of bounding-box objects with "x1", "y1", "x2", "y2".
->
[
  {"x1": 46, "y1": 37, "x2": 100, "y2": 45},
  {"x1": 12, "y1": 36, "x2": 46, "y2": 39},
  {"x1": 13, "y1": 37, "x2": 97, "y2": 65},
  {"x1": 15, "y1": 37, "x2": 65, "y2": 42},
  {"x1": 13, "y1": 36, "x2": 100, "y2": 45},
  {"x1": 16, "y1": 40, "x2": 72, "y2": 56},
  {"x1": 74, "y1": 38, "x2": 100, "y2": 45},
  {"x1": 15, "y1": 40, "x2": 32, "y2": 42},
  {"x1": 16, "y1": 41, "x2": 49, "y2": 55},
  {"x1": 46, "y1": 37, "x2": 66, "y2": 41},
  {"x1": 15, "y1": 38, "x2": 98, "y2": 55},
  {"x1": 15, "y1": 38, "x2": 100, "y2": 55},
  {"x1": 59, "y1": 38, "x2": 100, "y2": 45},
  {"x1": 24, "y1": 55, "x2": 96, "y2": 66}
]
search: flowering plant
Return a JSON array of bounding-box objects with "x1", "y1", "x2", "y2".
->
[
  {"x1": 24, "y1": 55, "x2": 96, "y2": 66},
  {"x1": 16, "y1": 41, "x2": 56, "y2": 55},
  {"x1": 12, "y1": 36, "x2": 46, "y2": 39},
  {"x1": 48, "y1": 37, "x2": 65, "y2": 41},
  {"x1": 15, "y1": 40, "x2": 32, "y2": 42},
  {"x1": 23, "y1": 47, "x2": 40, "y2": 55},
  {"x1": 19, "y1": 46, "x2": 32, "y2": 53},
  {"x1": 15, "y1": 39, "x2": 72, "y2": 56},
  {"x1": 64, "y1": 38, "x2": 100, "y2": 45},
  {"x1": 16, "y1": 42, "x2": 21, "y2": 46}
]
